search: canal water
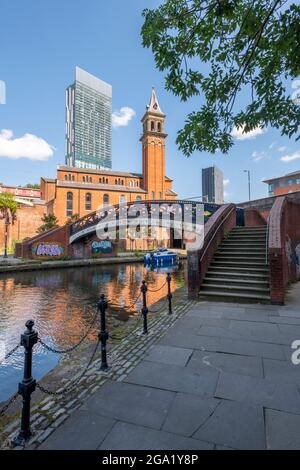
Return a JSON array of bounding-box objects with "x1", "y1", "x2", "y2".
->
[{"x1": 0, "y1": 261, "x2": 186, "y2": 402}]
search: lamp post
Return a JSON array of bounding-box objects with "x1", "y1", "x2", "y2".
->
[{"x1": 244, "y1": 170, "x2": 251, "y2": 201}]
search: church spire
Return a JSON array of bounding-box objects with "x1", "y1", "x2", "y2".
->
[{"x1": 147, "y1": 87, "x2": 163, "y2": 114}]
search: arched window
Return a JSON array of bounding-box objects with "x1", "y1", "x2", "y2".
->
[
  {"x1": 89, "y1": 177, "x2": 92, "y2": 183},
  {"x1": 65, "y1": 175, "x2": 68, "y2": 181},
  {"x1": 151, "y1": 121, "x2": 155, "y2": 131},
  {"x1": 120, "y1": 195, "x2": 126, "y2": 204},
  {"x1": 72, "y1": 175, "x2": 75, "y2": 181},
  {"x1": 106, "y1": 178, "x2": 108, "y2": 184},
  {"x1": 136, "y1": 196, "x2": 142, "y2": 203},
  {"x1": 85, "y1": 193, "x2": 92, "y2": 211},
  {"x1": 66, "y1": 192, "x2": 73, "y2": 217},
  {"x1": 115, "y1": 179, "x2": 118, "y2": 185},
  {"x1": 103, "y1": 194, "x2": 109, "y2": 206},
  {"x1": 157, "y1": 122, "x2": 161, "y2": 133},
  {"x1": 83, "y1": 176, "x2": 86, "y2": 182}
]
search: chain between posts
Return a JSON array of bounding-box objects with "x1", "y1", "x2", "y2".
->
[
  {"x1": 38, "y1": 309, "x2": 99, "y2": 355},
  {"x1": 0, "y1": 343, "x2": 21, "y2": 366},
  {"x1": 36, "y1": 338, "x2": 101, "y2": 397}
]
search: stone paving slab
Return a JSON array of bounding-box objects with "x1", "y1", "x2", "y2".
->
[
  {"x1": 263, "y1": 358, "x2": 300, "y2": 386},
  {"x1": 39, "y1": 411, "x2": 115, "y2": 450},
  {"x1": 159, "y1": 329, "x2": 285, "y2": 360},
  {"x1": 162, "y1": 393, "x2": 220, "y2": 437},
  {"x1": 186, "y1": 350, "x2": 263, "y2": 378},
  {"x1": 99, "y1": 422, "x2": 214, "y2": 450},
  {"x1": 215, "y1": 371, "x2": 300, "y2": 414},
  {"x1": 79, "y1": 380, "x2": 174, "y2": 430},
  {"x1": 125, "y1": 361, "x2": 219, "y2": 397},
  {"x1": 194, "y1": 400, "x2": 265, "y2": 450},
  {"x1": 145, "y1": 345, "x2": 193, "y2": 367},
  {"x1": 265, "y1": 409, "x2": 300, "y2": 450}
]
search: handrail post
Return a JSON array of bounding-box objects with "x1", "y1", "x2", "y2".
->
[
  {"x1": 167, "y1": 273, "x2": 173, "y2": 315},
  {"x1": 98, "y1": 294, "x2": 109, "y2": 371},
  {"x1": 141, "y1": 281, "x2": 148, "y2": 335},
  {"x1": 12, "y1": 320, "x2": 38, "y2": 447}
]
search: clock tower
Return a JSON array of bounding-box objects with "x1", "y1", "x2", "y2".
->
[{"x1": 141, "y1": 88, "x2": 167, "y2": 200}]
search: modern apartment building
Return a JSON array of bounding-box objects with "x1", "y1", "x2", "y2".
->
[
  {"x1": 65, "y1": 67, "x2": 112, "y2": 170},
  {"x1": 264, "y1": 170, "x2": 300, "y2": 197},
  {"x1": 202, "y1": 165, "x2": 224, "y2": 204}
]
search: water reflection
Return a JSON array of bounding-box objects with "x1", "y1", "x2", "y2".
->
[{"x1": 0, "y1": 261, "x2": 186, "y2": 402}]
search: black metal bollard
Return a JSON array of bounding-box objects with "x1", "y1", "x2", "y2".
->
[
  {"x1": 98, "y1": 294, "x2": 109, "y2": 371},
  {"x1": 167, "y1": 272, "x2": 173, "y2": 315},
  {"x1": 12, "y1": 320, "x2": 38, "y2": 447},
  {"x1": 141, "y1": 280, "x2": 148, "y2": 335}
]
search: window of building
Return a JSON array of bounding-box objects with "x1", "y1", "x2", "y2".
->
[
  {"x1": 83, "y1": 177, "x2": 86, "y2": 182},
  {"x1": 66, "y1": 192, "x2": 73, "y2": 217},
  {"x1": 106, "y1": 178, "x2": 108, "y2": 184},
  {"x1": 151, "y1": 121, "x2": 155, "y2": 131},
  {"x1": 121, "y1": 180, "x2": 124, "y2": 185},
  {"x1": 120, "y1": 195, "x2": 126, "y2": 204},
  {"x1": 72, "y1": 175, "x2": 75, "y2": 181},
  {"x1": 65, "y1": 175, "x2": 68, "y2": 181},
  {"x1": 157, "y1": 122, "x2": 161, "y2": 132},
  {"x1": 103, "y1": 194, "x2": 109, "y2": 205},
  {"x1": 136, "y1": 196, "x2": 142, "y2": 203},
  {"x1": 159, "y1": 192, "x2": 163, "y2": 199},
  {"x1": 89, "y1": 177, "x2": 92, "y2": 183},
  {"x1": 85, "y1": 193, "x2": 92, "y2": 211},
  {"x1": 115, "y1": 179, "x2": 118, "y2": 185},
  {"x1": 151, "y1": 191, "x2": 155, "y2": 200}
]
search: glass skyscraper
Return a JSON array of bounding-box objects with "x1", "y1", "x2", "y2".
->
[
  {"x1": 202, "y1": 165, "x2": 224, "y2": 204},
  {"x1": 65, "y1": 67, "x2": 112, "y2": 170}
]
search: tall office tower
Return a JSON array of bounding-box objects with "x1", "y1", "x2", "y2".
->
[
  {"x1": 65, "y1": 67, "x2": 112, "y2": 169},
  {"x1": 202, "y1": 165, "x2": 224, "y2": 204}
]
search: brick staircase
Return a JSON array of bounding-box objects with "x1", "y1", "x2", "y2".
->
[{"x1": 200, "y1": 226, "x2": 270, "y2": 303}]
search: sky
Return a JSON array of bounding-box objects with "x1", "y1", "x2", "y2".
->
[{"x1": 0, "y1": 0, "x2": 300, "y2": 203}]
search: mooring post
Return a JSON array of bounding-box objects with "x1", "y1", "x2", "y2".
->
[
  {"x1": 167, "y1": 272, "x2": 173, "y2": 315},
  {"x1": 12, "y1": 320, "x2": 38, "y2": 447},
  {"x1": 141, "y1": 280, "x2": 148, "y2": 335},
  {"x1": 98, "y1": 294, "x2": 109, "y2": 371}
]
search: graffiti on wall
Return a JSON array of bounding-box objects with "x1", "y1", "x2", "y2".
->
[
  {"x1": 285, "y1": 236, "x2": 300, "y2": 280},
  {"x1": 32, "y1": 243, "x2": 65, "y2": 259},
  {"x1": 91, "y1": 240, "x2": 113, "y2": 256}
]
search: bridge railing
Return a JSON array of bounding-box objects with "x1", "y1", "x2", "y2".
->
[
  {"x1": 187, "y1": 203, "x2": 237, "y2": 299},
  {"x1": 268, "y1": 196, "x2": 300, "y2": 304},
  {"x1": 70, "y1": 200, "x2": 220, "y2": 238}
]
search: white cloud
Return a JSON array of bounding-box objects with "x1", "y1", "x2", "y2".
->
[
  {"x1": 278, "y1": 146, "x2": 288, "y2": 153},
  {"x1": 224, "y1": 191, "x2": 230, "y2": 200},
  {"x1": 0, "y1": 129, "x2": 54, "y2": 161},
  {"x1": 231, "y1": 125, "x2": 267, "y2": 141},
  {"x1": 224, "y1": 179, "x2": 230, "y2": 187},
  {"x1": 112, "y1": 107, "x2": 136, "y2": 128},
  {"x1": 252, "y1": 150, "x2": 268, "y2": 162},
  {"x1": 280, "y1": 150, "x2": 300, "y2": 163}
]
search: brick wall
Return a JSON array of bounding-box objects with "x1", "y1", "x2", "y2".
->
[
  {"x1": 268, "y1": 197, "x2": 300, "y2": 304},
  {"x1": 244, "y1": 208, "x2": 267, "y2": 227},
  {"x1": 187, "y1": 204, "x2": 237, "y2": 299},
  {"x1": 0, "y1": 203, "x2": 46, "y2": 253}
]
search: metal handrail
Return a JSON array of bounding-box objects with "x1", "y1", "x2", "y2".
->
[
  {"x1": 200, "y1": 205, "x2": 236, "y2": 262},
  {"x1": 265, "y1": 215, "x2": 270, "y2": 265}
]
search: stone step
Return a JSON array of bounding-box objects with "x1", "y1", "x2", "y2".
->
[
  {"x1": 203, "y1": 277, "x2": 269, "y2": 288},
  {"x1": 231, "y1": 227, "x2": 267, "y2": 231},
  {"x1": 199, "y1": 291, "x2": 271, "y2": 303},
  {"x1": 214, "y1": 255, "x2": 267, "y2": 262},
  {"x1": 220, "y1": 243, "x2": 266, "y2": 249},
  {"x1": 207, "y1": 265, "x2": 269, "y2": 274},
  {"x1": 206, "y1": 270, "x2": 269, "y2": 281},
  {"x1": 212, "y1": 260, "x2": 268, "y2": 268},
  {"x1": 201, "y1": 283, "x2": 270, "y2": 295},
  {"x1": 216, "y1": 247, "x2": 266, "y2": 258}
]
